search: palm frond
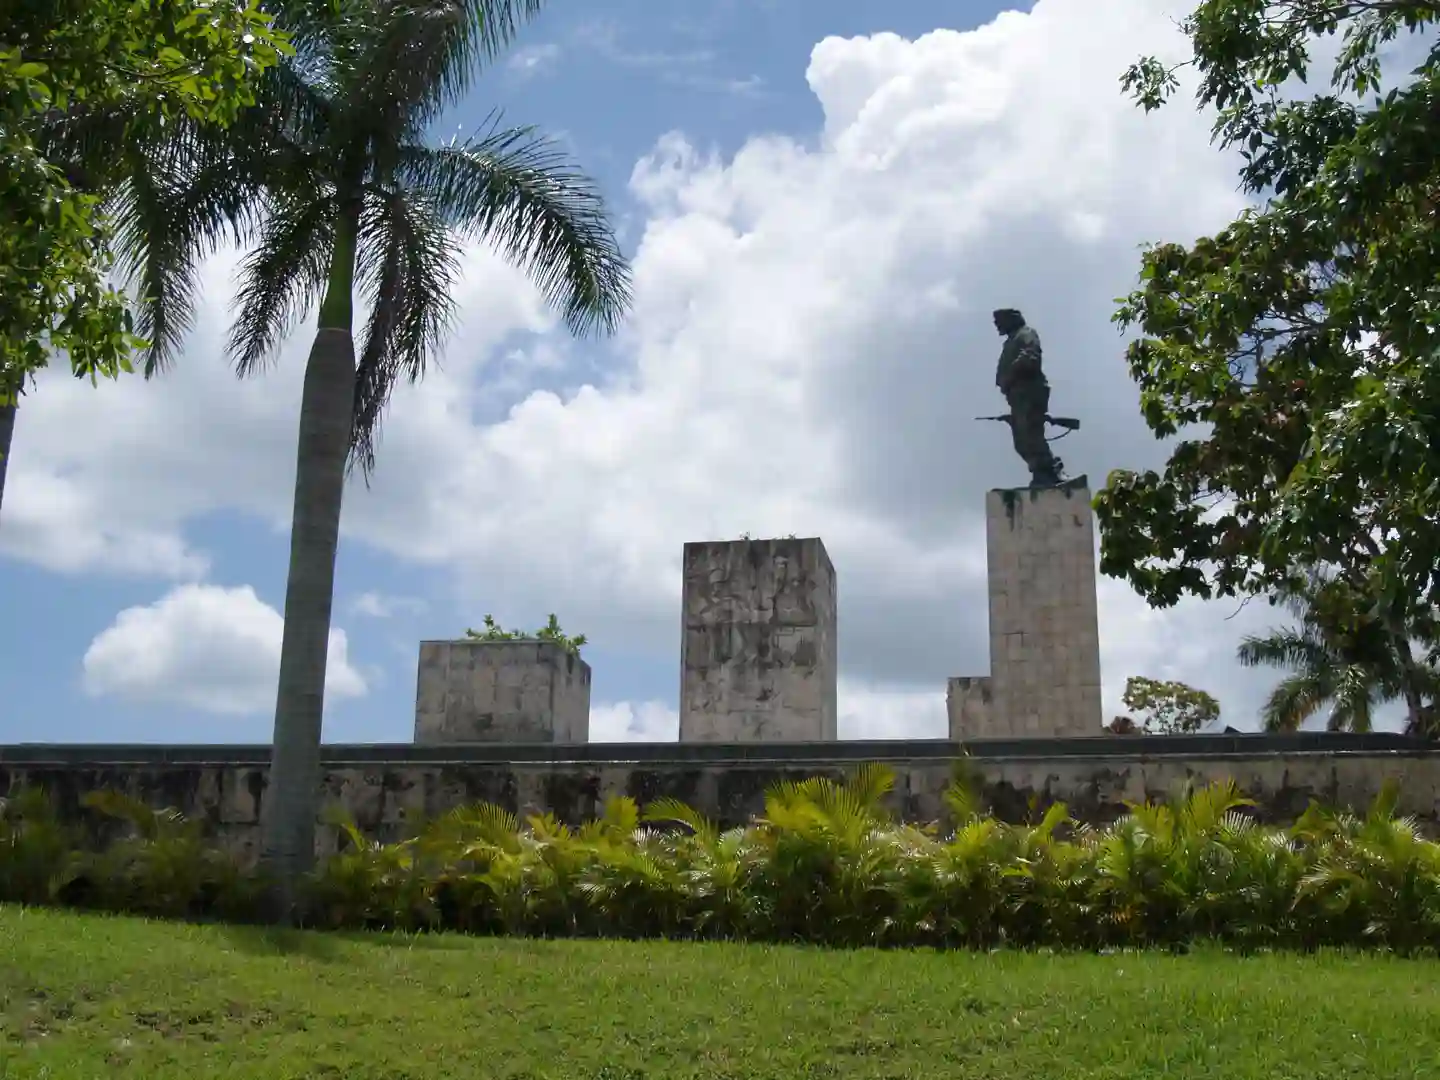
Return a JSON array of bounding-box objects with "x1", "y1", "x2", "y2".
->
[
  {"x1": 1236, "y1": 627, "x2": 1331, "y2": 672},
  {"x1": 1329, "y1": 665, "x2": 1378, "y2": 733},
  {"x1": 845, "y1": 762, "x2": 897, "y2": 814},
  {"x1": 1179, "y1": 779, "x2": 1254, "y2": 835},
  {"x1": 37, "y1": 103, "x2": 252, "y2": 372},
  {"x1": 110, "y1": 162, "x2": 208, "y2": 372},
  {"x1": 227, "y1": 194, "x2": 339, "y2": 376},
  {"x1": 80, "y1": 790, "x2": 195, "y2": 841},
  {"x1": 269, "y1": 0, "x2": 358, "y2": 73},
  {"x1": 40, "y1": 57, "x2": 331, "y2": 375},
  {"x1": 124, "y1": 158, "x2": 256, "y2": 369},
  {"x1": 1260, "y1": 672, "x2": 1330, "y2": 732},
  {"x1": 246, "y1": 60, "x2": 337, "y2": 160},
  {"x1": 349, "y1": 187, "x2": 459, "y2": 476},
  {"x1": 1366, "y1": 778, "x2": 1402, "y2": 825},
  {"x1": 318, "y1": 0, "x2": 547, "y2": 144},
  {"x1": 641, "y1": 798, "x2": 719, "y2": 843},
  {"x1": 453, "y1": 0, "x2": 549, "y2": 67},
  {"x1": 343, "y1": 0, "x2": 468, "y2": 139},
  {"x1": 419, "y1": 800, "x2": 521, "y2": 855},
  {"x1": 1280, "y1": 566, "x2": 1335, "y2": 619},
  {"x1": 397, "y1": 122, "x2": 631, "y2": 337},
  {"x1": 31, "y1": 98, "x2": 137, "y2": 193}
]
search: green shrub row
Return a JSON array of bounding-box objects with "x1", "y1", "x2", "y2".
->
[{"x1": 3, "y1": 767, "x2": 1440, "y2": 951}]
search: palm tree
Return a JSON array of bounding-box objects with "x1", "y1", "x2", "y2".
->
[
  {"x1": 1236, "y1": 569, "x2": 1440, "y2": 734},
  {"x1": 49, "y1": 0, "x2": 631, "y2": 913}
]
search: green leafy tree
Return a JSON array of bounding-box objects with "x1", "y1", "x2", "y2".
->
[
  {"x1": 1107, "y1": 676, "x2": 1220, "y2": 735},
  {"x1": 0, "y1": 0, "x2": 286, "y2": 515},
  {"x1": 1236, "y1": 569, "x2": 1440, "y2": 733},
  {"x1": 59, "y1": 0, "x2": 631, "y2": 914},
  {"x1": 1094, "y1": 2, "x2": 1440, "y2": 701},
  {"x1": 1104, "y1": 713, "x2": 1142, "y2": 735}
]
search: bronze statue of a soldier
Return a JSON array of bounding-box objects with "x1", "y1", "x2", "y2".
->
[{"x1": 987, "y1": 308, "x2": 1069, "y2": 487}]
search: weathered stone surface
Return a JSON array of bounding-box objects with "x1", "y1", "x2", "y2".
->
[
  {"x1": 983, "y1": 479, "x2": 1103, "y2": 737},
  {"x1": 414, "y1": 640, "x2": 590, "y2": 744},
  {"x1": 7, "y1": 742, "x2": 1439, "y2": 862},
  {"x1": 679, "y1": 537, "x2": 838, "y2": 742},
  {"x1": 947, "y1": 676, "x2": 996, "y2": 738}
]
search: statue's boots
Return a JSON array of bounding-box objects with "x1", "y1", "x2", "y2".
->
[{"x1": 1030, "y1": 463, "x2": 1064, "y2": 488}]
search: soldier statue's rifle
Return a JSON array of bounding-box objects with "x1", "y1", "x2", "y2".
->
[{"x1": 974, "y1": 414, "x2": 1081, "y2": 442}]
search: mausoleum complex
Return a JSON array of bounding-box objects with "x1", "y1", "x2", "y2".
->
[
  {"x1": 4, "y1": 311, "x2": 1436, "y2": 845},
  {"x1": 416, "y1": 478, "x2": 1104, "y2": 746}
]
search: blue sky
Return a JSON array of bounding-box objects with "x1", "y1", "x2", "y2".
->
[{"x1": 5, "y1": 0, "x2": 1366, "y2": 745}]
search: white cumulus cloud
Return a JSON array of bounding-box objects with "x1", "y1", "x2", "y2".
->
[
  {"x1": 82, "y1": 584, "x2": 368, "y2": 717},
  {"x1": 590, "y1": 700, "x2": 680, "y2": 742},
  {"x1": 507, "y1": 42, "x2": 561, "y2": 77},
  {"x1": 349, "y1": 591, "x2": 427, "y2": 619}
]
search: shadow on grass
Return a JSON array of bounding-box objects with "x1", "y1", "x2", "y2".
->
[
  {"x1": 219, "y1": 924, "x2": 347, "y2": 963},
  {"x1": 218, "y1": 923, "x2": 476, "y2": 962},
  {"x1": 333, "y1": 928, "x2": 475, "y2": 953}
]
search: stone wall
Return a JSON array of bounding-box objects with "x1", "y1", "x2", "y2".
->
[
  {"x1": 414, "y1": 640, "x2": 590, "y2": 743},
  {"x1": 4, "y1": 734, "x2": 1436, "y2": 862},
  {"x1": 679, "y1": 537, "x2": 838, "y2": 741}
]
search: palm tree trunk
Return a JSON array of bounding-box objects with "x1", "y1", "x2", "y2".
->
[
  {"x1": 258, "y1": 328, "x2": 355, "y2": 912},
  {"x1": 259, "y1": 209, "x2": 359, "y2": 919},
  {"x1": 0, "y1": 399, "x2": 15, "y2": 520},
  {"x1": 1372, "y1": 601, "x2": 1429, "y2": 734},
  {"x1": 1393, "y1": 633, "x2": 1430, "y2": 735}
]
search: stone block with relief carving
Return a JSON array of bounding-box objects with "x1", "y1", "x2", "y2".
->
[{"x1": 679, "y1": 536, "x2": 838, "y2": 742}]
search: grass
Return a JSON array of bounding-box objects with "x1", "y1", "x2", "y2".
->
[{"x1": 1, "y1": 907, "x2": 1438, "y2": 1079}]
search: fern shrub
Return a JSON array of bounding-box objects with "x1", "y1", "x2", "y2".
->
[{"x1": 3, "y1": 767, "x2": 1439, "y2": 952}]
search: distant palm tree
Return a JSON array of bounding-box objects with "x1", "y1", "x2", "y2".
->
[
  {"x1": 48, "y1": 0, "x2": 631, "y2": 913},
  {"x1": 1237, "y1": 570, "x2": 1440, "y2": 734}
]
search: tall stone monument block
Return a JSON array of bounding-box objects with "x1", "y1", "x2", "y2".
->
[
  {"x1": 679, "y1": 537, "x2": 838, "y2": 742},
  {"x1": 414, "y1": 640, "x2": 590, "y2": 744},
  {"x1": 983, "y1": 477, "x2": 1103, "y2": 737}
]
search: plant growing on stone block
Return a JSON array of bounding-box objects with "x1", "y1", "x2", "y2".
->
[
  {"x1": 419, "y1": 622, "x2": 592, "y2": 744},
  {"x1": 463, "y1": 614, "x2": 587, "y2": 656}
]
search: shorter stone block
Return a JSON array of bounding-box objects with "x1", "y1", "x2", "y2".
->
[
  {"x1": 413, "y1": 640, "x2": 590, "y2": 744},
  {"x1": 947, "y1": 676, "x2": 996, "y2": 740}
]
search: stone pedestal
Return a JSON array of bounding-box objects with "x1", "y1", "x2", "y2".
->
[
  {"x1": 414, "y1": 640, "x2": 590, "y2": 744},
  {"x1": 679, "y1": 536, "x2": 838, "y2": 742},
  {"x1": 950, "y1": 477, "x2": 1103, "y2": 739}
]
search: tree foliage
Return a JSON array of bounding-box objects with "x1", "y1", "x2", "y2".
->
[
  {"x1": 0, "y1": 0, "x2": 287, "y2": 402},
  {"x1": 1237, "y1": 568, "x2": 1440, "y2": 732},
  {"x1": 1108, "y1": 675, "x2": 1221, "y2": 734},
  {"x1": 1095, "y1": 2, "x2": 1440, "y2": 632}
]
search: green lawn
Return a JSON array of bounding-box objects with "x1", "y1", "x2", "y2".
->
[{"x1": 1, "y1": 906, "x2": 1437, "y2": 1079}]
